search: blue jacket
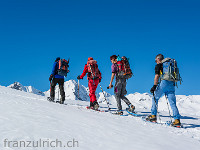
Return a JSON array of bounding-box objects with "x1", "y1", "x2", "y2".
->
[{"x1": 51, "y1": 61, "x2": 64, "y2": 79}]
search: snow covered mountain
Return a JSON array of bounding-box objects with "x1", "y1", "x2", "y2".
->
[
  {"x1": 0, "y1": 85, "x2": 200, "y2": 150},
  {"x1": 7, "y1": 80, "x2": 111, "y2": 102},
  {"x1": 126, "y1": 92, "x2": 200, "y2": 116},
  {"x1": 8, "y1": 82, "x2": 44, "y2": 96},
  {"x1": 97, "y1": 91, "x2": 115, "y2": 105}
]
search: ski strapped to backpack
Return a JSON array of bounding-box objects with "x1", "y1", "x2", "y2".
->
[
  {"x1": 87, "y1": 60, "x2": 101, "y2": 80},
  {"x1": 116, "y1": 56, "x2": 133, "y2": 79},
  {"x1": 160, "y1": 58, "x2": 182, "y2": 86},
  {"x1": 57, "y1": 59, "x2": 70, "y2": 76}
]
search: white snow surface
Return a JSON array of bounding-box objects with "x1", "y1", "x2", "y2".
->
[{"x1": 0, "y1": 82, "x2": 200, "y2": 150}]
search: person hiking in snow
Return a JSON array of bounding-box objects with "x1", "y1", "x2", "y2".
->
[
  {"x1": 108, "y1": 55, "x2": 135, "y2": 115},
  {"x1": 49, "y1": 57, "x2": 68, "y2": 104},
  {"x1": 77, "y1": 57, "x2": 102, "y2": 110},
  {"x1": 147, "y1": 54, "x2": 181, "y2": 127}
]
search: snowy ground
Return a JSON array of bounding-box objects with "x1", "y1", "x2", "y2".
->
[{"x1": 0, "y1": 85, "x2": 200, "y2": 150}]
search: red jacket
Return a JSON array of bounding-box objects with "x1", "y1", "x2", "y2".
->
[{"x1": 80, "y1": 64, "x2": 102, "y2": 80}]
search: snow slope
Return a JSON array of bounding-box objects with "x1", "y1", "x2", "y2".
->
[{"x1": 0, "y1": 85, "x2": 200, "y2": 150}]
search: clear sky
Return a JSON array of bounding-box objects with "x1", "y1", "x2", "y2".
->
[{"x1": 0, "y1": 0, "x2": 199, "y2": 95}]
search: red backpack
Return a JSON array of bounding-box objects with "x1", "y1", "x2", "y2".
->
[
  {"x1": 116, "y1": 56, "x2": 133, "y2": 79},
  {"x1": 57, "y1": 59, "x2": 69, "y2": 76},
  {"x1": 117, "y1": 60, "x2": 125, "y2": 72},
  {"x1": 87, "y1": 60, "x2": 101, "y2": 80}
]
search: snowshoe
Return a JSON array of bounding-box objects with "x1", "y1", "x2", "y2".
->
[
  {"x1": 126, "y1": 109, "x2": 142, "y2": 117},
  {"x1": 86, "y1": 106, "x2": 94, "y2": 110},
  {"x1": 112, "y1": 111, "x2": 123, "y2": 115},
  {"x1": 146, "y1": 115, "x2": 157, "y2": 123},
  {"x1": 86, "y1": 106, "x2": 105, "y2": 112}
]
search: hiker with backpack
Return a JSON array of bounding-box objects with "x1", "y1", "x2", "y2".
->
[
  {"x1": 146, "y1": 54, "x2": 182, "y2": 127},
  {"x1": 77, "y1": 57, "x2": 102, "y2": 110},
  {"x1": 108, "y1": 55, "x2": 135, "y2": 115},
  {"x1": 48, "y1": 57, "x2": 69, "y2": 104}
]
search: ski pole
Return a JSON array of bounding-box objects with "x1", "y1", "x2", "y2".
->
[
  {"x1": 153, "y1": 92, "x2": 162, "y2": 123},
  {"x1": 58, "y1": 87, "x2": 60, "y2": 101},
  {"x1": 165, "y1": 94, "x2": 173, "y2": 124},
  {"x1": 78, "y1": 79, "x2": 80, "y2": 99},
  {"x1": 49, "y1": 81, "x2": 52, "y2": 101},
  {"x1": 99, "y1": 83, "x2": 111, "y2": 110},
  {"x1": 50, "y1": 81, "x2": 52, "y2": 94}
]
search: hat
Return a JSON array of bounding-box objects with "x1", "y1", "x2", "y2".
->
[
  {"x1": 55, "y1": 57, "x2": 60, "y2": 62},
  {"x1": 88, "y1": 57, "x2": 94, "y2": 61}
]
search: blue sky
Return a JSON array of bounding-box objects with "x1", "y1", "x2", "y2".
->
[{"x1": 0, "y1": 0, "x2": 199, "y2": 95}]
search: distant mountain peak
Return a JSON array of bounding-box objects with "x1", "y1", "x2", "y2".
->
[
  {"x1": 8, "y1": 82, "x2": 44, "y2": 96},
  {"x1": 8, "y1": 82, "x2": 26, "y2": 91}
]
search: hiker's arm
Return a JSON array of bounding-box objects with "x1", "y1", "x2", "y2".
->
[
  {"x1": 80, "y1": 65, "x2": 88, "y2": 79},
  {"x1": 109, "y1": 73, "x2": 115, "y2": 88},
  {"x1": 99, "y1": 70, "x2": 102, "y2": 80},
  {"x1": 154, "y1": 74, "x2": 160, "y2": 85}
]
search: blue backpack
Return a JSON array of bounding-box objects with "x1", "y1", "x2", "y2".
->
[{"x1": 160, "y1": 58, "x2": 182, "y2": 85}]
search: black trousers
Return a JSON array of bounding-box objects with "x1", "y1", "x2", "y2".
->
[{"x1": 50, "y1": 78, "x2": 65, "y2": 101}]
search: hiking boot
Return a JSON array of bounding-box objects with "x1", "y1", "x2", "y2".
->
[
  {"x1": 113, "y1": 111, "x2": 123, "y2": 115},
  {"x1": 48, "y1": 97, "x2": 55, "y2": 102},
  {"x1": 171, "y1": 119, "x2": 181, "y2": 127},
  {"x1": 60, "y1": 100, "x2": 64, "y2": 104},
  {"x1": 93, "y1": 101, "x2": 99, "y2": 110},
  {"x1": 146, "y1": 115, "x2": 157, "y2": 122},
  {"x1": 90, "y1": 101, "x2": 94, "y2": 107},
  {"x1": 60, "y1": 97, "x2": 65, "y2": 104},
  {"x1": 127, "y1": 104, "x2": 135, "y2": 113}
]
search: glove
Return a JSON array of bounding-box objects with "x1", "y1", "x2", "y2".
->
[
  {"x1": 49, "y1": 74, "x2": 53, "y2": 82},
  {"x1": 107, "y1": 85, "x2": 113, "y2": 89},
  {"x1": 77, "y1": 75, "x2": 82, "y2": 80},
  {"x1": 150, "y1": 85, "x2": 157, "y2": 94}
]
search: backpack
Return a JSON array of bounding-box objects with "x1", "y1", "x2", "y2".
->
[
  {"x1": 87, "y1": 60, "x2": 101, "y2": 80},
  {"x1": 160, "y1": 58, "x2": 182, "y2": 84},
  {"x1": 57, "y1": 59, "x2": 69, "y2": 76},
  {"x1": 116, "y1": 56, "x2": 133, "y2": 79}
]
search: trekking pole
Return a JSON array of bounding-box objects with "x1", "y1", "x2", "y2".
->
[
  {"x1": 49, "y1": 81, "x2": 52, "y2": 94},
  {"x1": 48, "y1": 80, "x2": 54, "y2": 102},
  {"x1": 165, "y1": 94, "x2": 173, "y2": 124},
  {"x1": 153, "y1": 93, "x2": 162, "y2": 123},
  {"x1": 99, "y1": 83, "x2": 111, "y2": 110},
  {"x1": 78, "y1": 79, "x2": 80, "y2": 99},
  {"x1": 57, "y1": 87, "x2": 60, "y2": 101},
  {"x1": 49, "y1": 81, "x2": 52, "y2": 100}
]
